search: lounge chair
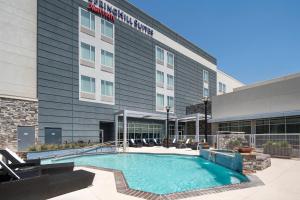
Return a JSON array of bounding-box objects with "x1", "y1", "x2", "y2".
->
[
  {"x1": 162, "y1": 138, "x2": 177, "y2": 147},
  {"x1": 0, "y1": 160, "x2": 95, "y2": 200},
  {"x1": 0, "y1": 148, "x2": 74, "y2": 174},
  {"x1": 170, "y1": 138, "x2": 177, "y2": 147},
  {"x1": 129, "y1": 139, "x2": 142, "y2": 147},
  {"x1": 142, "y1": 139, "x2": 154, "y2": 147},
  {"x1": 0, "y1": 148, "x2": 40, "y2": 166},
  {"x1": 153, "y1": 138, "x2": 162, "y2": 146},
  {"x1": 176, "y1": 138, "x2": 190, "y2": 149}
]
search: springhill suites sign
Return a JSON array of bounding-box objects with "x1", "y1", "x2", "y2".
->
[{"x1": 88, "y1": 0, "x2": 154, "y2": 37}]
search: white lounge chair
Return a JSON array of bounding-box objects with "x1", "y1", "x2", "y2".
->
[
  {"x1": 0, "y1": 148, "x2": 40, "y2": 165},
  {"x1": 142, "y1": 139, "x2": 154, "y2": 147}
]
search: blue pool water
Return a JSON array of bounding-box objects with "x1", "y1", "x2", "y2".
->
[{"x1": 44, "y1": 153, "x2": 248, "y2": 194}]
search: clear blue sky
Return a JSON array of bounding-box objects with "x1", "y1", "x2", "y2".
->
[{"x1": 128, "y1": 0, "x2": 300, "y2": 84}]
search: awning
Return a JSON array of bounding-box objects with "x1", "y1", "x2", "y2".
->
[
  {"x1": 115, "y1": 110, "x2": 177, "y2": 120},
  {"x1": 178, "y1": 113, "x2": 212, "y2": 122}
]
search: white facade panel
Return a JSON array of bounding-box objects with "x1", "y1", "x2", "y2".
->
[
  {"x1": 0, "y1": 0, "x2": 37, "y2": 100},
  {"x1": 217, "y1": 69, "x2": 244, "y2": 95},
  {"x1": 79, "y1": 8, "x2": 115, "y2": 105},
  {"x1": 212, "y1": 74, "x2": 300, "y2": 121}
]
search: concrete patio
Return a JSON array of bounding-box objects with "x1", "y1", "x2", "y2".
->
[{"x1": 50, "y1": 147, "x2": 300, "y2": 200}]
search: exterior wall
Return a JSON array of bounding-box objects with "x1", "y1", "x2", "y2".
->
[
  {"x1": 212, "y1": 73, "x2": 300, "y2": 121},
  {"x1": 0, "y1": 97, "x2": 38, "y2": 151},
  {"x1": 0, "y1": 0, "x2": 37, "y2": 99},
  {"x1": 37, "y1": 0, "x2": 217, "y2": 143},
  {"x1": 217, "y1": 70, "x2": 244, "y2": 95}
]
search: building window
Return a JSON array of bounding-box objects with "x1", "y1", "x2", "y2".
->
[
  {"x1": 219, "y1": 82, "x2": 227, "y2": 93},
  {"x1": 203, "y1": 87, "x2": 209, "y2": 97},
  {"x1": 80, "y1": 9, "x2": 95, "y2": 31},
  {"x1": 167, "y1": 96, "x2": 174, "y2": 111},
  {"x1": 101, "y1": 50, "x2": 113, "y2": 68},
  {"x1": 101, "y1": 80, "x2": 114, "y2": 96},
  {"x1": 286, "y1": 116, "x2": 300, "y2": 133},
  {"x1": 167, "y1": 74, "x2": 174, "y2": 89},
  {"x1": 81, "y1": 75, "x2": 95, "y2": 93},
  {"x1": 167, "y1": 52, "x2": 174, "y2": 67},
  {"x1": 256, "y1": 119, "x2": 270, "y2": 134},
  {"x1": 203, "y1": 70, "x2": 209, "y2": 83},
  {"x1": 270, "y1": 118, "x2": 285, "y2": 133},
  {"x1": 81, "y1": 42, "x2": 95, "y2": 62},
  {"x1": 156, "y1": 46, "x2": 164, "y2": 63},
  {"x1": 101, "y1": 19, "x2": 114, "y2": 39},
  {"x1": 219, "y1": 82, "x2": 222, "y2": 92},
  {"x1": 156, "y1": 71, "x2": 164, "y2": 87},
  {"x1": 223, "y1": 83, "x2": 226, "y2": 93},
  {"x1": 156, "y1": 93, "x2": 164, "y2": 110}
]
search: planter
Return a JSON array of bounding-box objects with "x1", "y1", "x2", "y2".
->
[
  {"x1": 199, "y1": 143, "x2": 210, "y2": 149},
  {"x1": 238, "y1": 147, "x2": 253, "y2": 154},
  {"x1": 188, "y1": 142, "x2": 199, "y2": 150},
  {"x1": 263, "y1": 146, "x2": 292, "y2": 158}
]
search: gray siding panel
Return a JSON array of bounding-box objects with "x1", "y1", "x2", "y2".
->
[
  {"x1": 106, "y1": 0, "x2": 217, "y2": 65},
  {"x1": 37, "y1": 0, "x2": 217, "y2": 141}
]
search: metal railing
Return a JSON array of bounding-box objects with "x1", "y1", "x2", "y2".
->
[{"x1": 215, "y1": 133, "x2": 300, "y2": 158}]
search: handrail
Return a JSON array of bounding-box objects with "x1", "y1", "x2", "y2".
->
[{"x1": 49, "y1": 140, "x2": 125, "y2": 160}]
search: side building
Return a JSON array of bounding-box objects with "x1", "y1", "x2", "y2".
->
[
  {"x1": 0, "y1": 0, "x2": 38, "y2": 151},
  {"x1": 211, "y1": 73, "x2": 300, "y2": 134}
]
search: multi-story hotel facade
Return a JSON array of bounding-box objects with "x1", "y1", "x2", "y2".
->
[{"x1": 0, "y1": 0, "x2": 243, "y2": 151}]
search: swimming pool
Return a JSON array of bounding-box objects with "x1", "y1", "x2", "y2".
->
[{"x1": 44, "y1": 153, "x2": 248, "y2": 195}]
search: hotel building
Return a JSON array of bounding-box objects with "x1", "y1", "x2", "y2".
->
[{"x1": 1, "y1": 0, "x2": 244, "y2": 151}]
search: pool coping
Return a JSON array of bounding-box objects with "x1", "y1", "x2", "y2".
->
[
  {"x1": 77, "y1": 152, "x2": 264, "y2": 200},
  {"x1": 83, "y1": 166, "x2": 264, "y2": 200}
]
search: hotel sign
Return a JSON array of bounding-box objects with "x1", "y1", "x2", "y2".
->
[{"x1": 87, "y1": 0, "x2": 154, "y2": 37}]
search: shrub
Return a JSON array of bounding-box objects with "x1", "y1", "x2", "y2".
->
[
  {"x1": 227, "y1": 138, "x2": 243, "y2": 150},
  {"x1": 263, "y1": 141, "x2": 290, "y2": 148}
]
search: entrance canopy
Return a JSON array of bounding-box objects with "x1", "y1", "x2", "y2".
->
[
  {"x1": 115, "y1": 110, "x2": 177, "y2": 120},
  {"x1": 178, "y1": 113, "x2": 212, "y2": 122},
  {"x1": 115, "y1": 110, "x2": 210, "y2": 150}
]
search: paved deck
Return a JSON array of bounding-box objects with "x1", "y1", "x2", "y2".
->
[{"x1": 50, "y1": 147, "x2": 300, "y2": 200}]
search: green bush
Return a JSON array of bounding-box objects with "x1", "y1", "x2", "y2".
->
[
  {"x1": 227, "y1": 138, "x2": 243, "y2": 150},
  {"x1": 263, "y1": 141, "x2": 290, "y2": 148}
]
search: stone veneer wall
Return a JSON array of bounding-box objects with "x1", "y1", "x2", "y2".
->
[{"x1": 0, "y1": 97, "x2": 38, "y2": 151}]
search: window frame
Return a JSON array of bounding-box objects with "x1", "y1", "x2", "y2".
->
[
  {"x1": 156, "y1": 93, "x2": 164, "y2": 110},
  {"x1": 101, "y1": 49, "x2": 114, "y2": 68},
  {"x1": 156, "y1": 46, "x2": 164, "y2": 63},
  {"x1": 167, "y1": 52, "x2": 174, "y2": 67},
  {"x1": 80, "y1": 75, "x2": 95, "y2": 94},
  {"x1": 167, "y1": 74, "x2": 174, "y2": 89},
  {"x1": 218, "y1": 82, "x2": 223, "y2": 92},
  {"x1": 156, "y1": 70, "x2": 164, "y2": 85},
  {"x1": 203, "y1": 87, "x2": 209, "y2": 97},
  {"x1": 80, "y1": 42, "x2": 95, "y2": 62},
  {"x1": 101, "y1": 80, "x2": 114, "y2": 97},
  {"x1": 101, "y1": 19, "x2": 114, "y2": 39},
  {"x1": 222, "y1": 83, "x2": 226, "y2": 93},
  {"x1": 167, "y1": 96, "x2": 174, "y2": 111},
  {"x1": 203, "y1": 70, "x2": 209, "y2": 83},
  {"x1": 80, "y1": 8, "x2": 95, "y2": 31}
]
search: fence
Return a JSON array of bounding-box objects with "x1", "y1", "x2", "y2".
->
[
  {"x1": 216, "y1": 133, "x2": 300, "y2": 158},
  {"x1": 169, "y1": 134, "x2": 217, "y2": 147},
  {"x1": 172, "y1": 133, "x2": 300, "y2": 157}
]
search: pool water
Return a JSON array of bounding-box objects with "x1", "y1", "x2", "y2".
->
[{"x1": 44, "y1": 153, "x2": 248, "y2": 194}]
